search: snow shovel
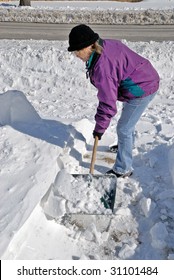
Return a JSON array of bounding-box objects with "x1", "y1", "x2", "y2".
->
[{"x1": 70, "y1": 136, "x2": 117, "y2": 215}]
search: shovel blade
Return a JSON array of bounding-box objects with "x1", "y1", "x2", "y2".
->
[
  {"x1": 41, "y1": 170, "x2": 117, "y2": 219},
  {"x1": 70, "y1": 174, "x2": 117, "y2": 215}
]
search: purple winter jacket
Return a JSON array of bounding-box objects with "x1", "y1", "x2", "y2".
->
[{"x1": 88, "y1": 39, "x2": 160, "y2": 134}]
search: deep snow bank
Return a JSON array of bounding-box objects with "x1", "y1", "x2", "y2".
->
[{"x1": 0, "y1": 7, "x2": 174, "y2": 24}]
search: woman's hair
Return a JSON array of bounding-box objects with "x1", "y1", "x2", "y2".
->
[{"x1": 92, "y1": 41, "x2": 103, "y2": 55}]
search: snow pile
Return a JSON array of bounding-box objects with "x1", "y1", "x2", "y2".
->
[
  {"x1": 0, "y1": 90, "x2": 40, "y2": 125},
  {"x1": 0, "y1": 1, "x2": 174, "y2": 24}
]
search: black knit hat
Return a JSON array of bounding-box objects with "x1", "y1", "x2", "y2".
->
[{"x1": 68, "y1": 24, "x2": 99, "y2": 52}]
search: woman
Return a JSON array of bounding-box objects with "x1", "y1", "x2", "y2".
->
[{"x1": 68, "y1": 24, "x2": 160, "y2": 178}]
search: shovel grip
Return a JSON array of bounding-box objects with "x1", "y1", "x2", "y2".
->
[{"x1": 90, "y1": 136, "x2": 99, "y2": 174}]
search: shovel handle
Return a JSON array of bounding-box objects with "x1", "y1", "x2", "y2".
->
[{"x1": 90, "y1": 136, "x2": 99, "y2": 174}]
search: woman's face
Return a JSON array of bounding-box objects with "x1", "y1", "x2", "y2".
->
[{"x1": 74, "y1": 45, "x2": 93, "y2": 62}]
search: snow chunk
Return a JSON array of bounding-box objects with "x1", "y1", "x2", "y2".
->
[
  {"x1": 72, "y1": 118, "x2": 94, "y2": 144},
  {"x1": 160, "y1": 123, "x2": 174, "y2": 138},
  {"x1": 118, "y1": 243, "x2": 137, "y2": 259},
  {"x1": 150, "y1": 222, "x2": 168, "y2": 249},
  {"x1": 41, "y1": 184, "x2": 67, "y2": 219},
  {"x1": 139, "y1": 197, "x2": 153, "y2": 217}
]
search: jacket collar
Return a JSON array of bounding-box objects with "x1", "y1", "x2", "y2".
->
[{"x1": 86, "y1": 38, "x2": 103, "y2": 78}]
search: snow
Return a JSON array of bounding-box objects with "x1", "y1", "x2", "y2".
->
[
  {"x1": 1, "y1": 1, "x2": 174, "y2": 24},
  {"x1": 0, "y1": 1, "x2": 174, "y2": 261},
  {"x1": 3, "y1": 0, "x2": 174, "y2": 11}
]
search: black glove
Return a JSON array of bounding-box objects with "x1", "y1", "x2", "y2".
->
[{"x1": 93, "y1": 130, "x2": 103, "y2": 140}]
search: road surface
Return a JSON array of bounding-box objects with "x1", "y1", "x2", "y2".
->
[{"x1": 0, "y1": 22, "x2": 173, "y2": 41}]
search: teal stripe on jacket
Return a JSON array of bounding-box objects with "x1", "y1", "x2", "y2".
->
[{"x1": 120, "y1": 77, "x2": 145, "y2": 97}]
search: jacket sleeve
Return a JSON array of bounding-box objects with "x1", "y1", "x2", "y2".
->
[{"x1": 93, "y1": 62, "x2": 118, "y2": 133}]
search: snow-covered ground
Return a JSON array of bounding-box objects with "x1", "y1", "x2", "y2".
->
[
  {"x1": 2, "y1": 0, "x2": 174, "y2": 10},
  {"x1": 0, "y1": 0, "x2": 174, "y2": 24},
  {"x1": 0, "y1": 0, "x2": 174, "y2": 261}
]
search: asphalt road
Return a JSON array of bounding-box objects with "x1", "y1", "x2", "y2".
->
[{"x1": 0, "y1": 22, "x2": 174, "y2": 41}]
